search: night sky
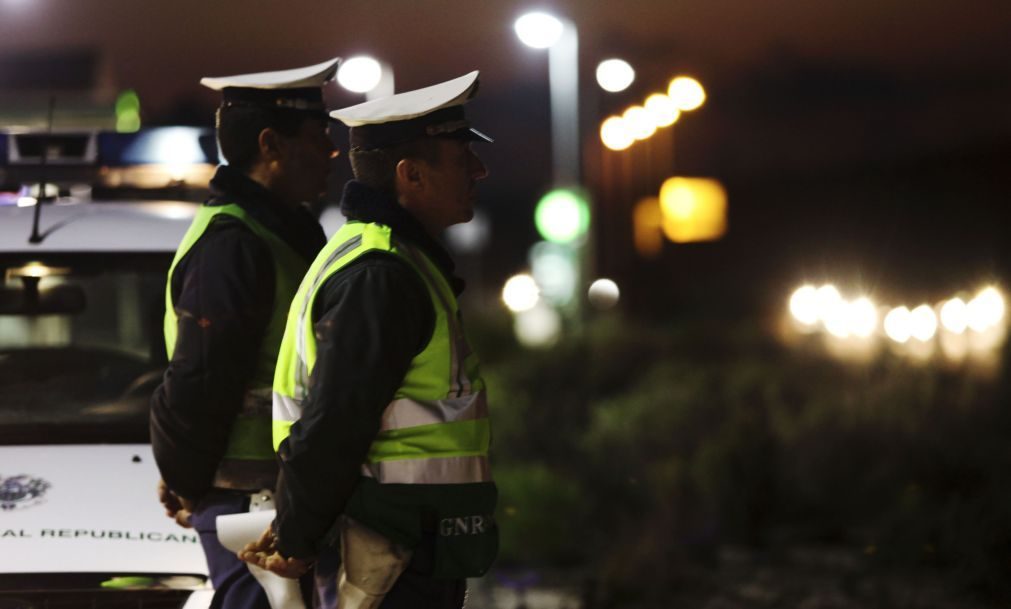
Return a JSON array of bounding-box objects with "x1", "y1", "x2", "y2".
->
[{"x1": 2, "y1": 0, "x2": 1010, "y2": 314}]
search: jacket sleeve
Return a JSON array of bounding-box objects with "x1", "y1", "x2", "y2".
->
[
  {"x1": 149, "y1": 220, "x2": 275, "y2": 501},
  {"x1": 273, "y1": 253, "x2": 433, "y2": 559}
]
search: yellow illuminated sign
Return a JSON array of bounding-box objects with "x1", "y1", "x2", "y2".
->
[{"x1": 659, "y1": 177, "x2": 727, "y2": 243}]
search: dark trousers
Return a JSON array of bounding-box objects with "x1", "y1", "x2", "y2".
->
[
  {"x1": 189, "y1": 491, "x2": 275, "y2": 609},
  {"x1": 313, "y1": 542, "x2": 466, "y2": 609}
]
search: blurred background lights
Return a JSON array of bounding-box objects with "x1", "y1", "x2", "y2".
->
[
  {"x1": 658, "y1": 177, "x2": 727, "y2": 243},
  {"x1": 124, "y1": 127, "x2": 207, "y2": 165},
  {"x1": 909, "y1": 304, "x2": 938, "y2": 342},
  {"x1": 502, "y1": 274, "x2": 540, "y2": 313},
  {"x1": 668, "y1": 76, "x2": 706, "y2": 111},
  {"x1": 337, "y1": 56, "x2": 383, "y2": 93},
  {"x1": 115, "y1": 89, "x2": 142, "y2": 133},
  {"x1": 534, "y1": 188, "x2": 590, "y2": 244},
  {"x1": 596, "y1": 59, "x2": 635, "y2": 92},
  {"x1": 514, "y1": 302, "x2": 562, "y2": 348},
  {"x1": 632, "y1": 197, "x2": 663, "y2": 257},
  {"x1": 445, "y1": 209, "x2": 491, "y2": 254},
  {"x1": 813, "y1": 284, "x2": 842, "y2": 319},
  {"x1": 514, "y1": 12, "x2": 564, "y2": 49},
  {"x1": 784, "y1": 282, "x2": 1006, "y2": 365},
  {"x1": 848, "y1": 297, "x2": 878, "y2": 338},
  {"x1": 530, "y1": 241, "x2": 578, "y2": 306},
  {"x1": 966, "y1": 286, "x2": 1005, "y2": 331},
  {"x1": 789, "y1": 285, "x2": 820, "y2": 326},
  {"x1": 600, "y1": 116, "x2": 634, "y2": 151},
  {"x1": 588, "y1": 278, "x2": 620, "y2": 310},
  {"x1": 822, "y1": 298, "x2": 851, "y2": 338},
  {"x1": 622, "y1": 106, "x2": 656, "y2": 140},
  {"x1": 884, "y1": 306, "x2": 913, "y2": 344},
  {"x1": 644, "y1": 94, "x2": 680, "y2": 128},
  {"x1": 939, "y1": 297, "x2": 968, "y2": 334}
]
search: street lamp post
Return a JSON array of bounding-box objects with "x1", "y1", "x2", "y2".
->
[
  {"x1": 515, "y1": 11, "x2": 590, "y2": 328},
  {"x1": 515, "y1": 11, "x2": 580, "y2": 186}
]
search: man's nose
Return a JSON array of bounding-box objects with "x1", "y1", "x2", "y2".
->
[{"x1": 471, "y1": 153, "x2": 489, "y2": 180}]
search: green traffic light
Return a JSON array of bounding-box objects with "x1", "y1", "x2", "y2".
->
[{"x1": 534, "y1": 188, "x2": 590, "y2": 244}]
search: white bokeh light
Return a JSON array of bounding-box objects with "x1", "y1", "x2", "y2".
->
[
  {"x1": 502, "y1": 274, "x2": 540, "y2": 313},
  {"x1": 588, "y1": 278, "x2": 621, "y2": 310},
  {"x1": 596, "y1": 59, "x2": 635, "y2": 92},
  {"x1": 530, "y1": 242, "x2": 577, "y2": 306},
  {"x1": 967, "y1": 287, "x2": 1005, "y2": 332},
  {"x1": 644, "y1": 94, "x2": 680, "y2": 128},
  {"x1": 514, "y1": 12, "x2": 564, "y2": 49},
  {"x1": 909, "y1": 304, "x2": 938, "y2": 342},
  {"x1": 623, "y1": 106, "x2": 656, "y2": 140},
  {"x1": 814, "y1": 284, "x2": 842, "y2": 322},
  {"x1": 939, "y1": 298, "x2": 969, "y2": 334},
  {"x1": 514, "y1": 302, "x2": 562, "y2": 348},
  {"x1": 789, "y1": 285, "x2": 820, "y2": 326},
  {"x1": 848, "y1": 297, "x2": 878, "y2": 338},
  {"x1": 668, "y1": 76, "x2": 706, "y2": 111},
  {"x1": 823, "y1": 299, "x2": 852, "y2": 338},
  {"x1": 884, "y1": 306, "x2": 913, "y2": 344},
  {"x1": 337, "y1": 56, "x2": 383, "y2": 93},
  {"x1": 600, "y1": 116, "x2": 634, "y2": 151}
]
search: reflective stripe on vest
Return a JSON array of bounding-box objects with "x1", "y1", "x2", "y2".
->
[
  {"x1": 272, "y1": 222, "x2": 491, "y2": 484},
  {"x1": 165, "y1": 204, "x2": 308, "y2": 463}
]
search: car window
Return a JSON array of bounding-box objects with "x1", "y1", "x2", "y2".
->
[{"x1": 0, "y1": 257, "x2": 168, "y2": 444}]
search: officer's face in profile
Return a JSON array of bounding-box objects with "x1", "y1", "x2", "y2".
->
[
  {"x1": 419, "y1": 139, "x2": 488, "y2": 229},
  {"x1": 276, "y1": 117, "x2": 336, "y2": 204}
]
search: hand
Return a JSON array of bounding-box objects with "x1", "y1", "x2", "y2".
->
[
  {"x1": 157, "y1": 479, "x2": 195, "y2": 529},
  {"x1": 238, "y1": 526, "x2": 313, "y2": 579}
]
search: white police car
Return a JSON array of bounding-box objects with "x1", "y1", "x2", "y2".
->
[{"x1": 1, "y1": 128, "x2": 214, "y2": 606}]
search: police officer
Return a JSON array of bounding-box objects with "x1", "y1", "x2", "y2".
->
[
  {"x1": 150, "y1": 57, "x2": 340, "y2": 608},
  {"x1": 239, "y1": 72, "x2": 498, "y2": 609}
]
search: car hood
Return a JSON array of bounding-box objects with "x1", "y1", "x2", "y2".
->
[{"x1": 0, "y1": 444, "x2": 208, "y2": 577}]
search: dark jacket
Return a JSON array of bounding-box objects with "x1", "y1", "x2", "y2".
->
[
  {"x1": 273, "y1": 180, "x2": 465, "y2": 559},
  {"x1": 150, "y1": 166, "x2": 326, "y2": 501}
]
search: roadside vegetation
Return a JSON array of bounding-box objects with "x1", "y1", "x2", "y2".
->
[{"x1": 471, "y1": 314, "x2": 1011, "y2": 607}]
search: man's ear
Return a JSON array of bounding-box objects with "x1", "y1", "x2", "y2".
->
[
  {"x1": 394, "y1": 158, "x2": 425, "y2": 196},
  {"x1": 257, "y1": 128, "x2": 284, "y2": 162}
]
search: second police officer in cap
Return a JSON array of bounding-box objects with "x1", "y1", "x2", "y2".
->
[
  {"x1": 150, "y1": 57, "x2": 340, "y2": 608},
  {"x1": 241, "y1": 72, "x2": 498, "y2": 609}
]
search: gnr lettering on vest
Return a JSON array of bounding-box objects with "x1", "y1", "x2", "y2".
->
[{"x1": 439, "y1": 515, "x2": 491, "y2": 536}]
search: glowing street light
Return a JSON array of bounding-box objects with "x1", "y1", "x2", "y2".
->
[
  {"x1": 337, "y1": 56, "x2": 383, "y2": 93},
  {"x1": 514, "y1": 10, "x2": 579, "y2": 185},
  {"x1": 336, "y1": 55, "x2": 394, "y2": 100},
  {"x1": 502, "y1": 274, "x2": 540, "y2": 313},
  {"x1": 600, "y1": 116, "x2": 634, "y2": 151},
  {"x1": 644, "y1": 93, "x2": 680, "y2": 128},
  {"x1": 668, "y1": 76, "x2": 706, "y2": 111},
  {"x1": 623, "y1": 105, "x2": 656, "y2": 140},
  {"x1": 595, "y1": 59, "x2": 635, "y2": 92},
  {"x1": 514, "y1": 12, "x2": 564, "y2": 49}
]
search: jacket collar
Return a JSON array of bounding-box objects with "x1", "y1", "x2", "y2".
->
[
  {"x1": 339, "y1": 180, "x2": 464, "y2": 294},
  {"x1": 207, "y1": 165, "x2": 327, "y2": 263}
]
